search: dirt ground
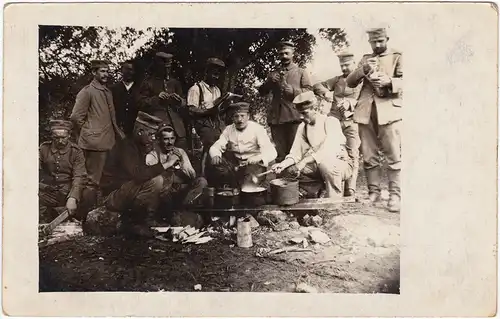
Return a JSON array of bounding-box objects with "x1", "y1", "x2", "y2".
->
[{"x1": 39, "y1": 169, "x2": 400, "y2": 293}]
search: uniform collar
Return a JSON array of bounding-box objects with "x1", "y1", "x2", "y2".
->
[
  {"x1": 373, "y1": 48, "x2": 393, "y2": 57},
  {"x1": 91, "y1": 79, "x2": 109, "y2": 91},
  {"x1": 282, "y1": 62, "x2": 298, "y2": 71},
  {"x1": 50, "y1": 142, "x2": 70, "y2": 154},
  {"x1": 122, "y1": 80, "x2": 135, "y2": 86}
]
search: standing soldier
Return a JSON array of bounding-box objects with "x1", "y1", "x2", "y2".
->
[
  {"x1": 139, "y1": 52, "x2": 189, "y2": 150},
  {"x1": 259, "y1": 41, "x2": 313, "y2": 162},
  {"x1": 313, "y1": 51, "x2": 361, "y2": 197},
  {"x1": 346, "y1": 28, "x2": 402, "y2": 212},
  {"x1": 70, "y1": 60, "x2": 125, "y2": 192},
  {"x1": 39, "y1": 120, "x2": 91, "y2": 223},
  {"x1": 187, "y1": 57, "x2": 231, "y2": 175},
  {"x1": 186, "y1": 57, "x2": 227, "y2": 150},
  {"x1": 111, "y1": 59, "x2": 141, "y2": 138}
]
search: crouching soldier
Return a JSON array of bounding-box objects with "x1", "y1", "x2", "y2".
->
[
  {"x1": 271, "y1": 91, "x2": 353, "y2": 199},
  {"x1": 313, "y1": 51, "x2": 362, "y2": 197},
  {"x1": 39, "y1": 120, "x2": 93, "y2": 223},
  {"x1": 100, "y1": 112, "x2": 175, "y2": 237},
  {"x1": 208, "y1": 102, "x2": 277, "y2": 188},
  {"x1": 145, "y1": 124, "x2": 208, "y2": 209}
]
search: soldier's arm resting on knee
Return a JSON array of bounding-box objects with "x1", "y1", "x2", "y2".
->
[
  {"x1": 255, "y1": 125, "x2": 277, "y2": 166},
  {"x1": 67, "y1": 146, "x2": 87, "y2": 210},
  {"x1": 208, "y1": 126, "x2": 230, "y2": 163},
  {"x1": 179, "y1": 148, "x2": 197, "y2": 180}
]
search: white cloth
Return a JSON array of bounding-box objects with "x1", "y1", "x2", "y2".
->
[
  {"x1": 209, "y1": 121, "x2": 277, "y2": 166},
  {"x1": 122, "y1": 81, "x2": 134, "y2": 91},
  {"x1": 286, "y1": 114, "x2": 346, "y2": 165},
  {"x1": 186, "y1": 80, "x2": 221, "y2": 110}
]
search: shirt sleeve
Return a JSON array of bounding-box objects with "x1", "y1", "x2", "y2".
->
[
  {"x1": 121, "y1": 142, "x2": 164, "y2": 183},
  {"x1": 285, "y1": 123, "x2": 308, "y2": 164},
  {"x1": 313, "y1": 77, "x2": 337, "y2": 96},
  {"x1": 145, "y1": 150, "x2": 160, "y2": 166},
  {"x1": 310, "y1": 117, "x2": 345, "y2": 165},
  {"x1": 295, "y1": 68, "x2": 313, "y2": 96},
  {"x1": 68, "y1": 147, "x2": 87, "y2": 202},
  {"x1": 209, "y1": 126, "x2": 230, "y2": 159},
  {"x1": 255, "y1": 125, "x2": 277, "y2": 166},
  {"x1": 179, "y1": 148, "x2": 196, "y2": 180},
  {"x1": 346, "y1": 57, "x2": 367, "y2": 88},
  {"x1": 70, "y1": 88, "x2": 91, "y2": 130},
  {"x1": 391, "y1": 54, "x2": 403, "y2": 93},
  {"x1": 187, "y1": 85, "x2": 200, "y2": 108}
]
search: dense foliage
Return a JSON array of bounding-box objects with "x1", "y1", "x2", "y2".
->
[{"x1": 39, "y1": 26, "x2": 347, "y2": 141}]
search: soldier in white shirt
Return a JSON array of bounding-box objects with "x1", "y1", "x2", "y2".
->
[
  {"x1": 186, "y1": 58, "x2": 226, "y2": 151},
  {"x1": 209, "y1": 102, "x2": 277, "y2": 188},
  {"x1": 271, "y1": 91, "x2": 353, "y2": 199}
]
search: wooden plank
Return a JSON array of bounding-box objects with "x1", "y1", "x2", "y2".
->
[{"x1": 194, "y1": 197, "x2": 355, "y2": 213}]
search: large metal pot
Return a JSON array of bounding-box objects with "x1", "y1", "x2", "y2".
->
[
  {"x1": 214, "y1": 187, "x2": 240, "y2": 208},
  {"x1": 240, "y1": 186, "x2": 267, "y2": 207},
  {"x1": 270, "y1": 178, "x2": 299, "y2": 206}
]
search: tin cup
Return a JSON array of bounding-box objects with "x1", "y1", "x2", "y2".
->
[{"x1": 203, "y1": 187, "x2": 215, "y2": 207}]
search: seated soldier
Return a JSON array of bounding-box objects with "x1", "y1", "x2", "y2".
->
[
  {"x1": 39, "y1": 120, "x2": 93, "y2": 223},
  {"x1": 208, "y1": 102, "x2": 277, "y2": 188},
  {"x1": 100, "y1": 112, "x2": 175, "y2": 237},
  {"x1": 145, "y1": 124, "x2": 208, "y2": 209},
  {"x1": 271, "y1": 91, "x2": 353, "y2": 199}
]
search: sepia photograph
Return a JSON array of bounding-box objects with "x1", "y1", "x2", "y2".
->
[
  {"x1": 3, "y1": 2, "x2": 497, "y2": 317},
  {"x1": 38, "y1": 25, "x2": 401, "y2": 293}
]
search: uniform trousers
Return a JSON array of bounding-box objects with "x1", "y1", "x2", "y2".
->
[
  {"x1": 284, "y1": 156, "x2": 353, "y2": 199},
  {"x1": 357, "y1": 104, "x2": 401, "y2": 197},
  {"x1": 340, "y1": 120, "x2": 361, "y2": 192}
]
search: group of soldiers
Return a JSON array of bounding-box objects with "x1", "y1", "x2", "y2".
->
[{"x1": 39, "y1": 27, "x2": 402, "y2": 237}]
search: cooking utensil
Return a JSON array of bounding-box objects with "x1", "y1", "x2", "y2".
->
[
  {"x1": 250, "y1": 169, "x2": 273, "y2": 184},
  {"x1": 214, "y1": 186, "x2": 240, "y2": 208},
  {"x1": 270, "y1": 178, "x2": 300, "y2": 206},
  {"x1": 240, "y1": 185, "x2": 267, "y2": 207}
]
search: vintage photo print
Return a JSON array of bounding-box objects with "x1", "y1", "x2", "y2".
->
[{"x1": 3, "y1": 2, "x2": 497, "y2": 317}]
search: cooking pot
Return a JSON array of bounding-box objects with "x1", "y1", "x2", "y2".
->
[
  {"x1": 214, "y1": 186, "x2": 240, "y2": 208},
  {"x1": 270, "y1": 178, "x2": 299, "y2": 206},
  {"x1": 240, "y1": 185, "x2": 268, "y2": 207}
]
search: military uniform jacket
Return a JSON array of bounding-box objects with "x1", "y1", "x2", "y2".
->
[
  {"x1": 313, "y1": 75, "x2": 361, "y2": 121},
  {"x1": 138, "y1": 75, "x2": 187, "y2": 138},
  {"x1": 346, "y1": 48, "x2": 403, "y2": 125},
  {"x1": 259, "y1": 63, "x2": 313, "y2": 125},
  {"x1": 100, "y1": 138, "x2": 165, "y2": 196},
  {"x1": 39, "y1": 141, "x2": 87, "y2": 201},
  {"x1": 70, "y1": 80, "x2": 125, "y2": 151},
  {"x1": 111, "y1": 81, "x2": 141, "y2": 138}
]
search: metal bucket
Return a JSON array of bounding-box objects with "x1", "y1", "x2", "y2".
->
[{"x1": 270, "y1": 178, "x2": 299, "y2": 206}]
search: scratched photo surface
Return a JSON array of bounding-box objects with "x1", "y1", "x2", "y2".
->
[{"x1": 3, "y1": 2, "x2": 497, "y2": 317}]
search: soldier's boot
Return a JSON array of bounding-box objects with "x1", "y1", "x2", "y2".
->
[
  {"x1": 344, "y1": 167, "x2": 358, "y2": 197},
  {"x1": 365, "y1": 167, "x2": 382, "y2": 203},
  {"x1": 387, "y1": 169, "x2": 401, "y2": 212}
]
